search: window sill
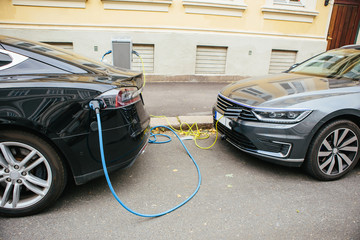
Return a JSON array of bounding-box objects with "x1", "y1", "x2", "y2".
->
[
  {"x1": 183, "y1": 0, "x2": 247, "y2": 17},
  {"x1": 262, "y1": 5, "x2": 319, "y2": 23},
  {"x1": 102, "y1": 0, "x2": 172, "y2": 12},
  {"x1": 12, "y1": 0, "x2": 87, "y2": 8}
]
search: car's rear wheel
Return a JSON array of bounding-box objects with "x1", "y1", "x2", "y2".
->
[
  {"x1": 305, "y1": 120, "x2": 360, "y2": 181},
  {"x1": 0, "y1": 130, "x2": 66, "y2": 217}
]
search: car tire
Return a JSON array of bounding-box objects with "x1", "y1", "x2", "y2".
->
[
  {"x1": 0, "y1": 130, "x2": 67, "y2": 217},
  {"x1": 305, "y1": 120, "x2": 360, "y2": 181}
]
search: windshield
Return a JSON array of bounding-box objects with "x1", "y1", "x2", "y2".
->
[{"x1": 289, "y1": 49, "x2": 360, "y2": 80}]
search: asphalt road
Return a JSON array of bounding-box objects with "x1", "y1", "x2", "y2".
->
[
  {"x1": 142, "y1": 82, "x2": 228, "y2": 117},
  {"x1": 1, "y1": 134, "x2": 360, "y2": 240}
]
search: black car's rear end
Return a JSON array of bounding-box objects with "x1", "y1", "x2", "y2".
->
[
  {"x1": 49, "y1": 77, "x2": 151, "y2": 185},
  {"x1": 0, "y1": 35, "x2": 150, "y2": 216}
]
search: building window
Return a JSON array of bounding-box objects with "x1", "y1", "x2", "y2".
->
[
  {"x1": 132, "y1": 44, "x2": 154, "y2": 73},
  {"x1": 195, "y1": 46, "x2": 227, "y2": 74},
  {"x1": 273, "y1": 0, "x2": 304, "y2": 6},
  {"x1": 269, "y1": 50, "x2": 297, "y2": 74},
  {"x1": 182, "y1": 0, "x2": 247, "y2": 17},
  {"x1": 102, "y1": 0, "x2": 172, "y2": 12},
  {"x1": 262, "y1": 0, "x2": 318, "y2": 23},
  {"x1": 12, "y1": 0, "x2": 87, "y2": 8}
]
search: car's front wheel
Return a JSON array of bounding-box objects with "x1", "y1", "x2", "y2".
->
[
  {"x1": 0, "y1": 130, "x2": 66, "y2": 217},
  {"x1": 305, "y1": 120, "x2": 360, "y2": 181}
]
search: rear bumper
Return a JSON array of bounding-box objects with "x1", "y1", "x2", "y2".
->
[
  {"x1": 53, "y1": 100, "x2": 151, "y2": 184},
  {"x1": 74, "y1": 129, "x2": 150, "y2": 184}
]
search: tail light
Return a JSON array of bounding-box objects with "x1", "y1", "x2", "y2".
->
[
  {"x1": 96, "y1": 87, "x2": 142, "y2": 109},
  {"x1": 116, "y1": 87, "x2": 141, "y2": 107}
]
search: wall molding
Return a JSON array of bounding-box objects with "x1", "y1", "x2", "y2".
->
[
  {"x1": 102, "y1": 0, "x2": 172, "y2": 12},
  {"x1": 12, "y1": 0, "x2": 87, "y2": 8},
  {"x1": 183, "y1": 0, "x2": 247, "y2": 17}
]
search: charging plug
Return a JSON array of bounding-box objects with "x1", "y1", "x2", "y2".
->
[
  {"x1": 101, "y1": 50, "x2": 112, "y2": 61},
  {"x1": 89, "y1": 100, "x2": 106, "y2": 113},
  {"x1": 132, "y1": 50, "x2": 140, "y2": 57}
]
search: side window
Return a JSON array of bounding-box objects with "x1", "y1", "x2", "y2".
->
[{"x1": 0, "y1": 52, "x2": 12, "y2": 67}]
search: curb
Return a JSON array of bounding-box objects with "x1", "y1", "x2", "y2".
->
[{"x1": 150, "y1": 115, "x2": 213, "y2": 130}]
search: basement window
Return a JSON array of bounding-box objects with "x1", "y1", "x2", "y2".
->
[
  {"x1": 269, "y1": 50, "x2": 297, "y2": 74},
  {"x1": 195, "y1": 46, "x2": 227, "y2": 74},
  {"x1": 131, "y1": 44, "x2": 154, "y2": 73}
]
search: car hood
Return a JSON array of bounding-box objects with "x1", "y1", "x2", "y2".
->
[{"x1": 220, "y1": 73, "x2": 360, "y2": 108}]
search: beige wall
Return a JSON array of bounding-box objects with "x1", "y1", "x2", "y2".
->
[{"x1": 0, "y1": 0, "x2": 333, "y2": 79}]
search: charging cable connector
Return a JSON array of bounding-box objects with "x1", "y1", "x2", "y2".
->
[
  {"x1": 101, "y1": 50, "x2": 112, "y2": 62},
  {"x1": 89, "y1": 100, "x2": 106, "y2": 114}
]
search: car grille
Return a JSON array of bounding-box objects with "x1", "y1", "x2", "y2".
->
[
  {"x1": 216, "y1": 95, "x2": 257, "y2": 120},
  {"x1": 215, "y1": 119, "x2": 257, "y2": 151}
]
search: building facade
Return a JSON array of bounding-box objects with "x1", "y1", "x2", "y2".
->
[{"x1": 0, "y1": 0, "x2": 358, "y2": 81}]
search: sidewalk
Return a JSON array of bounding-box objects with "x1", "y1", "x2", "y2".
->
[{"x1": 150, "y1": 115, "x2": 213, "y2": 130}]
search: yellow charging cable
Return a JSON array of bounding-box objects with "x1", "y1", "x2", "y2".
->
[
  {"x1": 194, "y1": 116, "x2": 223, "y2": 150},
  {"x1": 150, "y1": 115, "x2": 223, "y2": 150},
  {"x1": 138, "y1": 54, "x2": 146, "y2": 89},
  {"x1": 150, "y1": 115, "x2": 209, "y2": 139}
]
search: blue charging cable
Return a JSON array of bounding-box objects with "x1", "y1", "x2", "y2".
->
[
  {"x1": 90, "y1": 101, "x2": 201, "y2": 217},
  {"x1": 101, "y1": 50, "x2": 112, "y2": 62}
]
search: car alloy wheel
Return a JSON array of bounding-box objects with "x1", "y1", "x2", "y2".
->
[
  {"x1": 0, "y1": 130, "x2": 66, "y2": 217},
  {"x1": 305, "y1": 120, "x2": 360, "y2": 181}
]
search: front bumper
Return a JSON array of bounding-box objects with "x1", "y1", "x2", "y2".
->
[{"x1": 213, "y1": 109, "x2": 312, "y2": 167}]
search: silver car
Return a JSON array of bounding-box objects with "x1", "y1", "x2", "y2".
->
[{"x1": 213, "y1": 46, "x2": 360, "y2": 180}]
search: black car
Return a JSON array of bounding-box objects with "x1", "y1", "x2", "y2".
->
[
  {"x1": 214, "y1": 46, "x2": 360, "y2": 181},
  {"x1": 0, "y1": 36, "x2": 150, "y2": 217}
]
